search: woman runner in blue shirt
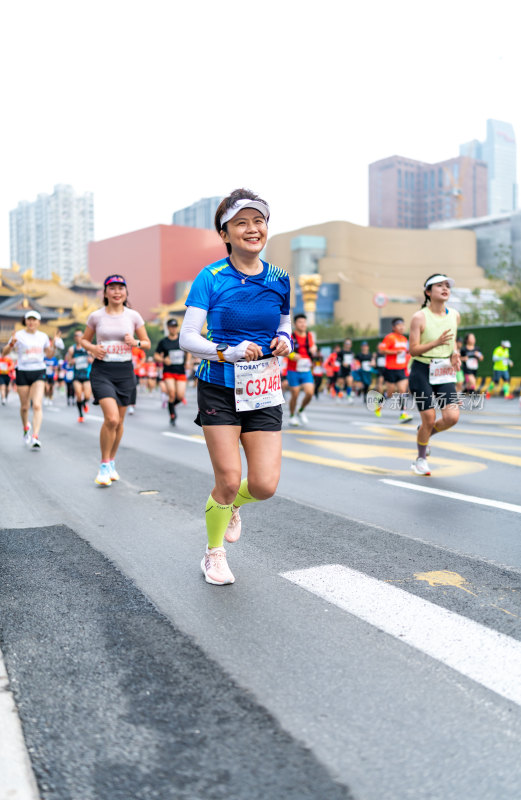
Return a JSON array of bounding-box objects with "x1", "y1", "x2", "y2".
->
[{"x1": 180, "y1": 189, "x2": 292, "y2": 586}]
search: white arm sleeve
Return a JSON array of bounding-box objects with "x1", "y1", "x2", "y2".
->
[
  {"x1": 277, "y1": 314, "x2": 292, "y2": 339},
  {"x1": 179, "y1": 306, "x2": 254, "y2": 363}
]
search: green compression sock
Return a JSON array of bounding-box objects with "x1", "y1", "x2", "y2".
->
[
  {"x1": 233, "y1": 478, "x2": 259, "y2": 509},
  {"x1": 205, "y1": 494, "x2": 233, "y2": 549}
]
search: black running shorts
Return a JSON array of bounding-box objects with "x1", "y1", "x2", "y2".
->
[
  {"x1": 195, "y1": 379, "x2": 283, "y2": 431},
  {"x1": 383, "y1": 368, "x2": 407, "y2": 384},
  {"x1": 16, "y1": 369, "x2": 46, "y2": 387},
  {"x1": 408, "y1": 360, "x2": 457, "y2": 411},
  {"x1": 90, "y1": 361, "x2": 137, "y2": 407}
]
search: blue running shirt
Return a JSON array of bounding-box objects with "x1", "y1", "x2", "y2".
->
[{"x1": 186, "y1": 257, "x2": 291, "y2": 388}]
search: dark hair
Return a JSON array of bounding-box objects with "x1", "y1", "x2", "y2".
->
[
  {"x1": 392, "y1": 317, "x2": 404, "y2": 326},
  {"x1": 103, "y1": 274, "x2": 129, "y2": 307},
  {"x1": 167, "y1": 318, "x2": 178, "y2": 326},
  {"x1": 464, "y1": 332, "x2": 475, "y2": 346},
  {"x1": 215, "y1": 188, "x2": 268, "y2": 255},
  {"x1": 421, "y1": 274, "x2": 449, "y2": 308},
  {"x1": 294, "y1": 313, "x2": 307, "y2": 322}
]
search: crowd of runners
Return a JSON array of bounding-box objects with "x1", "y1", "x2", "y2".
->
[{"x1": 1, "y1": 189, "x2": 518, "y2": 586}]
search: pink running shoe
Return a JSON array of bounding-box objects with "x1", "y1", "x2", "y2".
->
[
  {"x1": 201, "y1": 547, "x2": 235, "y2": 585},
  {"x1": 224, "y1": 506, "x2": 241, "y2": 543}
]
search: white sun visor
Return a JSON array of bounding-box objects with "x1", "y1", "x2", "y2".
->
[
  {"x1": 424, "y1": 274, "x2": 455, "y2": 289},
  {"x1": 220, "y1": 199, "x2": 270, "y2": 228}
]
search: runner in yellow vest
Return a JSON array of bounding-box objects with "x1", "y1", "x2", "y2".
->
[
  {"x1": 487, "y1": 340, "x2": 514, "y2": 399},
  {"x1": 408, "y1": 274, "x2": 461, "y2": 476}
]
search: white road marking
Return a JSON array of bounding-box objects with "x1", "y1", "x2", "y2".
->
[
  {"x1": 281, "y1": 564, "x2": 521, "y2": 707},
  {"x1": 0, "y1": 650, "x2": 40, "y2": 799},
  {"x1": 380, "y1": 478, "x2": 521, "y2": 514},
  {"x1": 162, "y1": 432, "x2": 206, "y2": 444}
]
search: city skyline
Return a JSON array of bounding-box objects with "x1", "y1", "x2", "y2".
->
[
  {"x1": 10, "y1": 184, "x2": 94, "y2": 283},
  {"x1": 2, "y1": 0, "x2": 521, "y2": 268}
]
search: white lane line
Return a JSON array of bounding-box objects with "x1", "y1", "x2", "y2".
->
[
  {"x1": 0, "y1": 650, "x2": 40, "y2": 799},
  {"x1": 380, "y1": 478, "x2": 521, "y2": 514},
  {"x1": 161, "y1": 432, "x2": 206, "y2": 444},
  {"x1": 281, "y1": 564, "x2": 521, "y2": 707}
]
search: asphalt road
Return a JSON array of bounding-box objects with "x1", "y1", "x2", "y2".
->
[{"x1": 1, "y1": 385, "x2": 521, "y2": 799}]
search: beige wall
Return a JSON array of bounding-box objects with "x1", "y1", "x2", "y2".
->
[{"x1": 264, "y1": 221, "x2": 489, "y2": 329}]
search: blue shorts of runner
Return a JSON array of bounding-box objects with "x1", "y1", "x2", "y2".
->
[
  {"x1": 195, "y1": 378, "x2": 282, "y2": 431},
  {"x1": 408, "y1": 360, "x2": 457, "y2": 411},
  {"x1": 90, "y1": 361, "x2": 137, "y2": 407},
  {"x1": 286, "y1": 370, "x2": 314, "y2": 388},
  {"x1": 493, "y1": 370, "x2": 509, "y2": 383},
  {"x1": 383, "y1": 368, "x2": 407, "y2": 384},
  {"x1": 358, "y1": 372, "x2": 373, "y2": 387},
  {"x1": 16, "y1": 369, "x2": 46, "y2": 387}
]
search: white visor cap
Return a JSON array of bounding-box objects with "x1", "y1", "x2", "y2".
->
[
  {"x1": 220, "y1": 198, "x2": 270, "y2": 228},
  {"x1": 501, "y1": 340, "x2": 511, "y2": 348},
  {"x1": 424, "y1": 274, "x2": 455, "y2": 289},
  {"x1": 25, "y1": 310, "x2": 41, "y2": 320}
]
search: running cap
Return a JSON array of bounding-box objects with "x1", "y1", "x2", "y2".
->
[
  {"x1": 220, "y1": 198, "x2": 270, "y2": 228},
  {"x1": 167, "y1": 318, "x2": 178, "y2": 326},
  {"x1": 424, "y1": 274, "x2": 455, "y2": 288},
  {"x1": 104, "y1": 275, "x2": 127, "y2": 287},
  {"x1": 24, "y1": 310, "x2": 41, "y2": 320},
  {"x1": 361, "y1": 341, "x2": 369, "y2": 346},
  {"x1": 501, "y1": 340, "x2": 511, "y2": 348}
]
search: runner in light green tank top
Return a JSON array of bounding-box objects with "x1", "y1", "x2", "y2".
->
[{"x1": 408, "y1": 274, "x2": 461, "y2": 476}]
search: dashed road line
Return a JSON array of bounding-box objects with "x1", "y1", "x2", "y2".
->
[
  {"x1": 380, "y1": 479, "x2": 521, "y2": 514},
  {"x1": 281, "y1": 564, "x2": 521, "y2": 706},
  {"x1": 162, "y1": 432, "x2": 206, "y2": 444}
]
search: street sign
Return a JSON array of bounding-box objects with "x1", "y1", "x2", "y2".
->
[{"x1": 373, "y1": 292, "x2": 388, "y2": 308}]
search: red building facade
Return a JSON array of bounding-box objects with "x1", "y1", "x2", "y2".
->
[{"x1": 88, "y1": 225, "x2": 226, "y2": 320}]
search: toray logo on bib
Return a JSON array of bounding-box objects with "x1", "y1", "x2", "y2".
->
[
  {"x1": 234, "y1": 357, "x2": 285, "y2": 412},
  {"x1": 429, "y1": 358, "x2": 456, "y2": 385}
]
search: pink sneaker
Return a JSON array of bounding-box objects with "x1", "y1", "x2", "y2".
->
[
  {"x1": 201, "y1": 547, "x2": 235, "y2": 585},
  {"x1": 224, "y1": 506, "x2": 241, "y2": 543}
]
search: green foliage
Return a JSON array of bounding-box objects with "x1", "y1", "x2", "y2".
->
[
  {"x1": 313, "y1": 319, "x2": 378, "y2": 341},
  {"x1": 459, "y1": 283, "x2": 521, "y2": 326},
  {"x1": 145, "y1": 323, "x2": 164, "y2": 352},
  {"x1": 497, "y1": 283, "x2": 521, "y2": 322}
]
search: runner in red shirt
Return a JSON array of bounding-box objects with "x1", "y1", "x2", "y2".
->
[
  {"x1": 323, "y1": 345, "x2": 341, "y2": 397},
  {"x1": 286, "y1": 313, "x2": 316, "y2": 426},
  {"x1": 377, "y1": 318, "x2": 413, "y2": 423},
  {"x1": 0, "y1": 355, "x2": 14, "y2": 405}
]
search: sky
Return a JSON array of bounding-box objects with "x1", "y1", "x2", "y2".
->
[{"x1": 2, "y1": 0, "x2": 521, "y2": 267}]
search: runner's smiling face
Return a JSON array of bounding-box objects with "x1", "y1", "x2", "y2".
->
[
  {"x1": 104, "y1": 283, "x2": 127, "y2": 306},
  {"x1": 220, "y1": 208, "x2": 267, "y2": 257},
  {"x1": 25, "y1": 317, "x2": 40, "y2": 332}
]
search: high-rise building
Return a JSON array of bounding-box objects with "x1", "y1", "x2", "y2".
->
[
  {"x1": 9, "y1": 184, "x2": 94, "y2": 284},
  {"x1": 172, "y1": 196, "x2": 223, "y2": 230},
  {"x1": 369, "y1": 155, "x2": 487, "y2": 229},
  {"x1": 460, "y1": 119, "x2": 517, "y2": 215}
]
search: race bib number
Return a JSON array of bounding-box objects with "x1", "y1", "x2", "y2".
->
[
  {"x1": 46, "y1": 365, "x2": 55, "y2": 376},
  {"x1": 362, "y1": 361, "x2": 372, "y2": 371},
  {"x1": 429, "y1": 358, "x2": 456, "y2": 385},
  {"x1": 377, "y1": 356, "x2": 385, "y2": 367},
  {"x1": 396, "y1": 350, "x2": 407, "y2": 365},
  {"x1": 102, "y1": 340, "x2": 132, "y2": 363},
  {"x1": 466, "y1": 357, "x2": 478, "y2": 371},
  {"x1": 0, "y1": 360, "x2": 9, "y2": 373},
  {"x1": 343, "y1": 353, "x2": 353, "y2": 367},
  {"x1": 296, "y1": 357, "x2": 312, "y2": 373},
  {"x1": 168, "y1": 349, "x2": 185, "y2": 365},
  {"x1": 75, "y1": 355, "x2": 89, "y2": 371},
  {"x1": 23, "y1": 347, "x2": 44, "y2": 363},
  {"x1": 234, "y1": 357, "x2": 285, "y2": 412}
]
